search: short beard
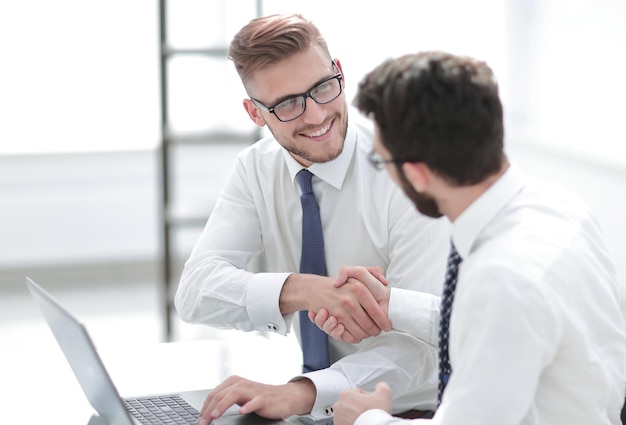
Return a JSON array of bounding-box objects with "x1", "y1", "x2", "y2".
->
[
  {"x1": 397, "y1": 167, "x2": 443, "y2": 218},
  {"x1": 287, "y1": 115, "x2": 347, "y2": 163},
  {"x1": 267, "y1": 105, "x2": 348, "y2": 164}
]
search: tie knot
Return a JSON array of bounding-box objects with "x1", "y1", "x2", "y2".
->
[{"x1": 296, "y1": 169, "x2": 314, "y2": 194}]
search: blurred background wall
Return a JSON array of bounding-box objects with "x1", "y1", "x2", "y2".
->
[{"x1": 1, "y1": 0, "x2": 625, "y2": 304}]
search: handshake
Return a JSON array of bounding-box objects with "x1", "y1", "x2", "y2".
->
[{"x1": 306, "y1": 266, "x2": 393, "y2": 344}]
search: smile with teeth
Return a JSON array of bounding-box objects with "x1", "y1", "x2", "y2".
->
[{"x1": 303, "y1": 121, "x2": 332, "y2": 138}]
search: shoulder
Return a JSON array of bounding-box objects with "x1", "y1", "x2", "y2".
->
[
  {"x1": 349, "y1": 108, "x2": 376, "y2": 152},
  {"x1": 464, "y1": 176, "x2": 600, "y2": 291},
  {"x1": 235, "y1": 134, "x2": 284, "y2": 169},
  {"x1": 238, "y1": 134, "x2": 282, "y2": 159}
]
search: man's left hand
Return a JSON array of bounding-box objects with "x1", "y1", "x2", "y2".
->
[{"x1": 333, "y1": 382, "x2": 393, "y2": 425}]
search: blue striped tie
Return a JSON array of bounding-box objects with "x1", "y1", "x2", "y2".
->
[
  {"x1": 438, "y1": 242, "x2": 462, "y2": 405},
  {"x1": 296, "y1": 169, "x2": 330, "y2": 373}
]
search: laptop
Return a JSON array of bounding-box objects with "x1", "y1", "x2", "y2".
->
[{"x1": 26, "y1": 277, "x2": 296, "y2": 425}]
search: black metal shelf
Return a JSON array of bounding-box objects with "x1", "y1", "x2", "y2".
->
[{"x1": 157, "y1": 0, "x2": 263, "y2": 341}]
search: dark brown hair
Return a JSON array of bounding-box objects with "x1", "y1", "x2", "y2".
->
[{"x1": 355, "y1": 51, "x2": 505, "y2": 185}]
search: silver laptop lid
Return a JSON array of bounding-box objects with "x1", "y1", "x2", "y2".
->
[{"x1": 26, "y1": 277, "x2": 134, "y2": 425}]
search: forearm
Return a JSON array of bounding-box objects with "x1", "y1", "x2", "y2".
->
[
  {"x1": 175, "y1": 169, "x2": 295, "y2": 332},
  {"x1": 388, "y1": 288, "x2": 440, "y2": 345},
  {"x1": 175, "y1": 253, "x2": 291, "y2": 333},
  {"x1": 279, "y1": 273, "x2": 332, "y2": 314},
  {"x1": 300, "y1": 332, "x2": 438, "y2": 418}
]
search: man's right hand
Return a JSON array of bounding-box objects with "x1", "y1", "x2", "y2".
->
[
  {"x1": 309, "y1": 266, "x2": 392, "y2": 343},
  {"x1": 197, "y1": 375, "x2": 315, "y2": 425},
  {"x1": 281, "y1": 269, "x2": 391, "y2": 343}
]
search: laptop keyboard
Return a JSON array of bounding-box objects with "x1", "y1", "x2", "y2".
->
[{"x1": 124, "y1": 394, "x2": 199, "y2": 425}]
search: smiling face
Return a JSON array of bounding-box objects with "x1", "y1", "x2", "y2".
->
[{"x1": 242, "y1": 46, "x2": 348, "y2": 167}]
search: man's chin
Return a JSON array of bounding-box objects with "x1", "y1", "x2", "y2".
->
[
  {"x1": 415, "y1": 203, "x2": 443, "y2": 219},
  {"x1": 400, "y1": 180, "x2": 442, "y2": 218}
]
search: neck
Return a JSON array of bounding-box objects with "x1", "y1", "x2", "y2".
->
[{"x1": 442, "y1": 160, "x2": 510, "y2": 222}]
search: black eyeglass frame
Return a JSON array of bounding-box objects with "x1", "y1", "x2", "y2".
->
[
  {"x1": 250, "y1": 62, "x2": 344, "y2": 123},
  {"x1": 367, "y1": 149, "x2": 419, "y2": 170}
]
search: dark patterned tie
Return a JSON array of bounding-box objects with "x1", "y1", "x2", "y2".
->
[
  {"x1": 438, "y1": 242, "x2": 462, "y2": 405},
  {"x1": 296, "y1": 169, "x2": 330, "y2": 373}
]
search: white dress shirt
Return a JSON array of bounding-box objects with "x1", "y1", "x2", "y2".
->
[
  {"x1": 174, "y1": 111, "x2": 451, "y2": 418},
  {"x1": 356, "y1": 165, "x2": 626, "y2": 425}
]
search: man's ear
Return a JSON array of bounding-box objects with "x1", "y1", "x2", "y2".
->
[
  {"x1": 402, "y1": 162, "x2": 429, "y2": 192},
  {"x1": 334, "y1": 58, "x2": 345, "y2": 85},
  {"x1": 243, "y1": 99, "x2": 266, "y2": 127}
]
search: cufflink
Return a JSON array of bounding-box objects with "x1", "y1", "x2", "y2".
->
[
  {"x1": 267, "y1": 323, "x2": 278, "y2": 331},
  {"x1": 324, "y1": 406, "x2": 334, "y2": 416}
]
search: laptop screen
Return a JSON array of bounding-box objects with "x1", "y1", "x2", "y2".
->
[{"x1": 26, "y1": 277, "x2": 134, "y2": 425}]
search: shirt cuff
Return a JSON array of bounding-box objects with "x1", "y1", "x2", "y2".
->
[
  {"x1": 246, "y1": 272, "x2": 293, "y2": 334},
  {"x1": 290, "y1": 368, "x2": 350, "y2": 419},
  {"x1": 388, "y1": 288, "x2": 439, "y2": 346}
]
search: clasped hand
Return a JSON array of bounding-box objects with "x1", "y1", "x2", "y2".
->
[{"x1": 308, "y1": 266, "x2": 392, "y2": 343}]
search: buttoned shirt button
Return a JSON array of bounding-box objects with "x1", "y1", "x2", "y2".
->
[
  {"x1": 267, "y1": 323, "x2": 278, "y2": 332},
  {"x1": 324, "y1": 406, "x2": 334, "y2": 416}
]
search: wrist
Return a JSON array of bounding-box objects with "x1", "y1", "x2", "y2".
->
[
  {"x1": 279, "y1": 274, "x2": 302, "y2": 314},
  {"x1": 285, "y1": 378, "x2": 317, "y2": 415},
  {"x1": 279, "y1": 274, "x2": 329, "y2": 314},
  {"x1": 381, "y1": 286, "x2": 391, "y2": 316}
]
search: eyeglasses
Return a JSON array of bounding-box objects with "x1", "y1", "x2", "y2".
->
[
  {"x1": 251, "y1": 67, "x2": 343, "y2": 122},
  {"x1": 367, "y1": 149, "x2": 416, "y2": 170}
]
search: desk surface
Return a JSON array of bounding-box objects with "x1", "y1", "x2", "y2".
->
[{"x1": 1, "y1": 332, "x2": 302, "y2": 424}]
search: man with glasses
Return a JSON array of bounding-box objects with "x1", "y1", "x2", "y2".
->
[
  {"x1": 175, "y1": 14, "x2": 450, "y2": 424},
  {"x1": 250, "y1": 63, "x2": 344, "y2": 123}
]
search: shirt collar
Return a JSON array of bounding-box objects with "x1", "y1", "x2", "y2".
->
[
  {"x1": 283, "y1": 120, "x2": 357, "y2": 191},
  {"x1": 452, "y1": 163, "x2": 525, "y2": 259}
]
